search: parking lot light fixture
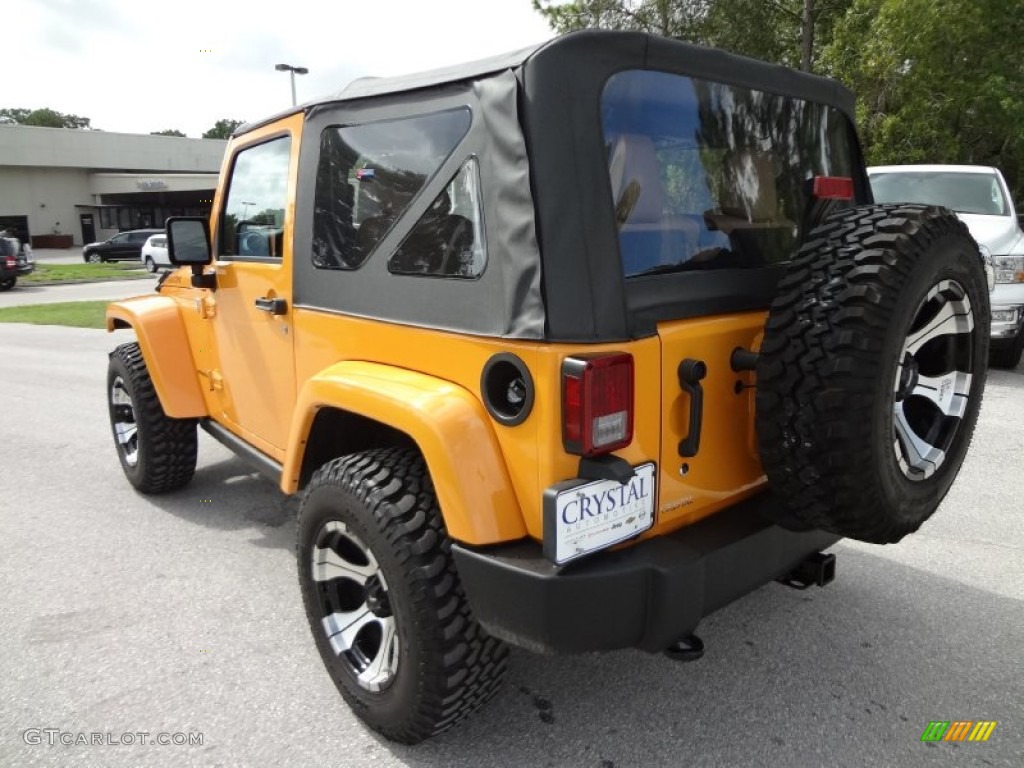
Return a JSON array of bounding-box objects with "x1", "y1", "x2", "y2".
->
[{"x1": 275, "y1": 63, "x2": 309, "y2": 107}]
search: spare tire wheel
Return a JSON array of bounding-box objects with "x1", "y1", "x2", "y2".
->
[{"x1": 755, "y1": 204, "x2": 989, "y2": 544}]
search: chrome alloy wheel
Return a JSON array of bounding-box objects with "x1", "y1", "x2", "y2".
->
[
  {"x1": 893, "y1": 279, "x2": 975, "y2": 481},
  {"x1": 110, "y1": 375, "x2": 139, "y2": 467},
  {"x1": 312, "y1": 521, "x2": 399, "y2": 692}
]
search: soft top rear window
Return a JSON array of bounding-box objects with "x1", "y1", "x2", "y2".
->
[{"x1": 601, "y1": 69, "x2": 854, "y2": 278}]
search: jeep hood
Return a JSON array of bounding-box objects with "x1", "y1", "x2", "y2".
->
[{"x1": 957, "y1": 214, "x2": 1024, "y2": 255}]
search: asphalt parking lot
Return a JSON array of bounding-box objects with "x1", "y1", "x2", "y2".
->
[{"x1": 1, "y1": 324, "x2": 1022, "y2": 768}]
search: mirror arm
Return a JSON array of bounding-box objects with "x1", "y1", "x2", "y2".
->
[{"x1": 190, "y1": 264, "x2": 217, "y2": 290}]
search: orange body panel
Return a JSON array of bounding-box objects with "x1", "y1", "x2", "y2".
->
[
  {"x1": 114, "y1": 111, "x2": 772, "y2": 550},
  {"x1": 202, "y1": 115, "x2": 303, "y2": 454},
  {"x1": 282, "y1": 361, "x2": 526, "y2": 544},
  {"x1": 106, "y1": 296, "x2": 207, "y2": 419}
]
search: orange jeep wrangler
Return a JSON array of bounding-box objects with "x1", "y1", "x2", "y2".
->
[{"x1": 105, "y1": 31, "x2": 989, "y2": 743}]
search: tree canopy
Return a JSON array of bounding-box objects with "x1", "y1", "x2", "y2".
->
[
  {"x1": 0, "y1": 107, "x2": 91, "y2": 129},
  {"x1": 532, "y1": 0, "x2": 1024, "y2": 199},
  {"x1": 824, "y1": 0, "x2": 1024, "y2": 197},
  {"x1": 151, "y1": 129, "x2": 187, "y2": 137},
  {"x1": 202, "y1": 119, "x2": 244, "y2": 139}
]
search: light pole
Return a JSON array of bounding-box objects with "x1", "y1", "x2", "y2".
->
[{"x1": 275, "y1": 63, "x2": 309, "y2": 107}]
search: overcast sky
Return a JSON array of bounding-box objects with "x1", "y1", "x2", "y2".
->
[{"x1": 5, "y1": 0, "x2": 555, "y2": 138}]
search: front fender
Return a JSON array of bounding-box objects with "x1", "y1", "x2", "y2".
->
[
  {"x1": 106, "y1": 296, "x2": 207, "y2": 418},
  {"x1": 282, "y1": 362, "x2": 526, "y2": 545}
]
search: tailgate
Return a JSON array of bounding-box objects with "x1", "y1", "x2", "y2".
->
[{"x1": 655, "y1": 311, "x2": 767, "y2": 529}]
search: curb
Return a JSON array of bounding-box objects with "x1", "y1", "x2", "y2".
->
[{"x1": 22, "y1": 275, "x2": 154, "y2": 287}]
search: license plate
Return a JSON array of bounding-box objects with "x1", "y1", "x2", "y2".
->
[{"x1": 543, "y1": 463, "x2": 656, "y2": 565}]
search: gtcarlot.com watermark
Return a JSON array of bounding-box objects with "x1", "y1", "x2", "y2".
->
[{"x1": 23, "y1": 728, "x2": 204, "y2": 747}]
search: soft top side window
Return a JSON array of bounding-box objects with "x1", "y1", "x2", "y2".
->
[
  {"x1": 312, "y1": 108, "x2": 471, "y2": 271},
  {"x1": 388, "y1": 158, "x2": 487, "y2": 279},
  {"x1": 220, "y1": 135, "x2": 292, "y2": 259}
]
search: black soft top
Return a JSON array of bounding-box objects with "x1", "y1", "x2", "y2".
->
[
  {"x1": 237, "y1": 31, "x2": 854, "y2": 136},
  {"x1": 268, "y1": 31, "x2": 866, "y2": 342}
]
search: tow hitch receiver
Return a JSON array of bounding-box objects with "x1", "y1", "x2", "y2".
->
[
  {"x1": 664, "y1": 634, "x2": 705, "y2": 663},
  {"x1": 777, "y1": 551, "x2": 836, "y2": 590}
]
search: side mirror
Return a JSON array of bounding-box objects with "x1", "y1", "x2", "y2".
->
[
  {"x1": 166, "y1": 217, "x2": 216, "y2": 290},
  {"x1": 166, "y1": 217, "x2": 212, "y2": 265}
]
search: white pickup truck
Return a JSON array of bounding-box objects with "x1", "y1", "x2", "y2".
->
[{"x1": 869, "y1": 164, "x2": 1024, "y2": 368}]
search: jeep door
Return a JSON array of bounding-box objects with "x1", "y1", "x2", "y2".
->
[{"x1": 205, "y1": 115, "x2": 302, "y2": 455}]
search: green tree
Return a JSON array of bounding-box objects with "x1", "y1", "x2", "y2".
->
[
  {"x1": 532, "y1": 0, "x2": 852, "y2": 72},
  {"x1": 151, "y1": 129, "x2": 187, "y2": 137},
  {"x1": 0, "y1": 107, "x2": 91, "y2": 129},
  {"x1": 824, "y1": 0, "x2": 1024, "y2": 198},
  {"x1": 532, "y1": 0, "x2": 710, "y2": 39},
  {"x1": 202, "y1": 119, "x2": 244, "y2": 139}
]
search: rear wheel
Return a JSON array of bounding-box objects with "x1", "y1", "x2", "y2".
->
[
  {"x1": 107, "y1": 342, "x2": 197, "y2": 493},
  {"x1": 297, "y1": 448, "x2": 508, "y2": 744},
  {"x1": 756, "y1": 204, "x2": 989, "y2": 543},
  {"x1": 144, "y1": 256, "x2": 157, "y2": 273},
  {"x1": 0, "y1": 277, "x2": 14, "y2": 291}
]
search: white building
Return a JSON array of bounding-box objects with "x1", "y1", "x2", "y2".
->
[{"x1": 0, "y1": 124, "x2": 226, "y2": 247}]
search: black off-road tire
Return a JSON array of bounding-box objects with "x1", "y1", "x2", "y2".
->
[
  {"x1": 297, "y1": 448, "x2": 508, "y2": 744},
  {"x1": 107, "y1": 342, "x2": 197, "y2": 493},
  {"x1": 756, "y1": 204, "x2": 989, "y2": 544}
]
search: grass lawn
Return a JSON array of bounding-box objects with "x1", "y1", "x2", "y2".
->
[
  {"x1": 0, "y1": 300, "x2": 109, "y2": 329},
  {"x1": 22, "y1": 262, "x2": 148, "y2": 284}
]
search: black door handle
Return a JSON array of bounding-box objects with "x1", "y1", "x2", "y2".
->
[
  {"x1": 677, "y1": 358, "x2": 707, "y2": 457},
  {"x1": 254, "y1": 296, "x2": 287, "y2": 315}
]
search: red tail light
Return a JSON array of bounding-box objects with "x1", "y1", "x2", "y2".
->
[
  {"x1": 813, "y1": 176, "x2": 854, "y2": 200},
  {"x1": 3, "y1": 256, "x2": 14, "y2": 268},
  {"x1": 562, "y1": 353, "x2": 634, "y2": 456}
]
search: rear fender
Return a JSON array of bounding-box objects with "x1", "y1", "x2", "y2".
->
[
  {"x1": 283, "y1": 361, "x2": 526, "y2": 545},
  {"x1": 106, "y1": 296, "x2": 207, "y2": 418}
]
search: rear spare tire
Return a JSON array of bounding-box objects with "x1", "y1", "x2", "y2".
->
[{"x1": 756, "y1": 204, "x2": 989, "y2": 543}]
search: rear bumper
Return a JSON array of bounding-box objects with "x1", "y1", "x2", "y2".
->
[{"x1": 452, "y1": 495, "x2": 840, "y2": 654}]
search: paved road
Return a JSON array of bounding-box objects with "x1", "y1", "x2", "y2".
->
[
  {"x1": 1, "y1": 325, "x2": 1021, "y2": 768},
  {"x1": 0, "y1": 279, "x2": 155, "y2": 309}
]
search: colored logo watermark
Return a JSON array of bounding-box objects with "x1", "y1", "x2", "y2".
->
[{"x1": 920, "y1": 720, "x2": 997, "y2": 742}]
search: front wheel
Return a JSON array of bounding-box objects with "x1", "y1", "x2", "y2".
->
[
  {"x1": 107, "y1": 342, "x2": 197, "y2": 493},
  {"x1": 297, "y1": 448, "x2": 508, "y2": 744},
  {"x1": 86, "y1": 251, "x2": 103, "y2": 263}
]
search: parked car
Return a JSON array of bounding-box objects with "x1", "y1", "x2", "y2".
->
[
  {"x1": 140, "y1": 234, "x2": 171, "y2": 272},
  {"x1": 0, "y1": 235, "x2": 35, "y2": 290},
  {"x1": 82, "y1": 229, "x2": 164, "y2": 263},
  {"x1": 105, "y1": 30, "x2": 989, "y2": 743},
  {"x1": 869, "y1": 164, "x2": 1024, "y2": 367}
]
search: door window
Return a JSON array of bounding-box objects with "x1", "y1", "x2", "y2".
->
[{"x1": 220, "y1": 136, "x2": 292, "y2": 258}]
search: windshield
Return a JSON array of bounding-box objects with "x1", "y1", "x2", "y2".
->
[
  {"x1": 601, "y1": 69, "x2": 855, "y2": 278},
  {"x1": 870, "y1": 171, "x2": 1009, "y2": 216}
]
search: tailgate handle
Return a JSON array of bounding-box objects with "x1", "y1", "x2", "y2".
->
[
  {"x1": 254, "y1": 296, "x2": 287, "y2": 315},
  {"x1": 677, "y1": 358, "x2": 707, "y2": 457}
]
